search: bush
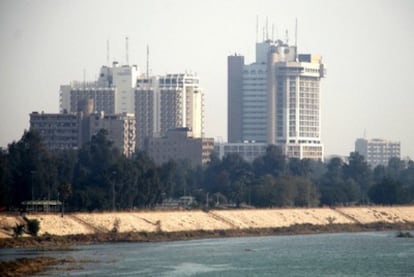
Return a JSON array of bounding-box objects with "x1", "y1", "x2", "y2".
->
[
  {"x1": 25, "y1": 218, "x2": 40, "y2": 237},
  {"x1": 12, "y1": 223, "x2": 25, "y2": 238}
]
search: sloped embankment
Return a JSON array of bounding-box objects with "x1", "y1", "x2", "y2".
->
[{"x1": 1, "y1": 206, "x2": 414, "y2": 239}]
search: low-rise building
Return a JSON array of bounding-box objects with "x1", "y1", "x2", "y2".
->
[
  {"x1": 214, "y1": 142, "x2": 268, "y2": 163},
  {"x1": 145, "y1": 128, "x2": 214, "y2": 166},
  {"x1": 355, "y1": 138, "x2": 401, "y2": 167},
  {"x1": 30, "y1": 105, "x2": 135, "y2": 156}
]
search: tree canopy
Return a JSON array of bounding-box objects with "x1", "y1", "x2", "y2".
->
[{"x1": 1, "y1": 130, "x2": 413, "y2": 211}]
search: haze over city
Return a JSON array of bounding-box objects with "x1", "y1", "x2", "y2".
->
[{"x1": 1, "y1": 0, "x2": 413, "y2": 158}]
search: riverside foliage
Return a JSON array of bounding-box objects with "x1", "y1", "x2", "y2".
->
[{"x1": 0, "y1": 130, "x2": 413, "y2": 211}]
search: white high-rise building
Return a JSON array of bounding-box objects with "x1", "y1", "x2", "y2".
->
[
  {"x1": 135, "y1": 73, "x2": 204, "y2": 149},
  {"x1": 228, "y1": 38, "x2": 326, "y2": 160}
]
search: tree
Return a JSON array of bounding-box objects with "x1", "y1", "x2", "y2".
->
[
  {"x1": 344, "y1": 152, "x2": 372, "y2": 200},
  {"x1": 58, "y1": 183, "x2": 72, "y2": 216},
  {"x1": 253, "y1": 145, "x2": 286, "y2": 177},
  {"x1": 368, "y1": 177, "x2": 410, "y2": 205}
]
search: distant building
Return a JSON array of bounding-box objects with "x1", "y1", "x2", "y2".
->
[
  {"x1": 145, "y1": 128, "x2": 214, "y2": 166},
  {"x1": 214, "y1": 142, "x2": 267, "y2": 163},
  {"x1": 355, "y1": 138, "x2": 401, "y2": 167},
  {"x1": 85, "y1": 112, "x2": 136, "y2": 157},
  {"x1": 30, "y1": 100, "x2": 136, "y2": 156},
  {"x1": 30, "y1": 112, "x2": 79, "y2": 150},
  {"x1": 228, "y1": 36, "x2": 326, "y2": 161},
  {"x1": 60, "y1": 63, "x2": 204, "y2": 151},
  {"x1": 60, "y1": 62, "x2": 138, "y2": 114},
  {"x1": 135, "y1": 73, "x2": 204, "y2": 149}
]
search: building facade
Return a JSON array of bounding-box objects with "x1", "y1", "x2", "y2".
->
[
  {"x1": 144, "y1": 128, "x2": 214, "y2": 166},
  {"x1": 60, "y1": 63, "x2": 204, "y2": 151},
  {"x1": 135, "y1": 73, "x2": 204, "y2": 149},
  {"x1": 228, "y1": 38, "x2": 325, "y2": 160},
  {"x1": 30, "y1": 109, "x2": 136, "y2": 156},
  {"x1": 355, "y1": 138, "x2": 401, "y2": 167},
  {"x1": 214, "y1": 142, "x2": 267, "y2": 163},
  {"x1": 60, "y1": 62, "x2": 138, "y2": 115},
  {"x1": 87, "y1": 112, "x2": 136, "y2": 157},
  {"x1": 30, "y1": 112, "x2": 79, "y2": 150}
]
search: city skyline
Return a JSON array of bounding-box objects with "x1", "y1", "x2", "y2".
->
[{"x1": 1, "y1": 0, "x2": 413, "y2": 158}]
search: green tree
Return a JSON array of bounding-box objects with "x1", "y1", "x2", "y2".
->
[
  {"x1": 368, "y1": 177, "x2": 409, "y2": 205},
  {"x1": 253, "y1": 145, "x2": 286, "y2": 177}
]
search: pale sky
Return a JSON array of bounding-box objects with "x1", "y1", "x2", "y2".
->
[{"x1": 0, "y1": 0, "x2": 413, "y2": 158}]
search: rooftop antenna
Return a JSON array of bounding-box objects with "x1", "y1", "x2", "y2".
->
[
  {"x1": 83, "y1": 68, "x2": 86, "y2": 89},
  {"x1": 146, "y1": 44, "x2": 149, "y2": 78},
  {"x1": 363, "y1": 128, "x2": 367, "y2": 139},
  {"x1": 285, "y1": 29, "x2": 289, "y2": 44},
  {"x1": 256, "y1": 15, "x2": 259, "y2": 43},
  {"x1": 125, "y1": 36, "x2": 129, "y2": 65},
  {"x1": 295, "y1": 18, "x2": 298, "y2": 60},
  {"x1": 106, "y1": 39, "x2": 110, "y2": 66},
  {"x1": 262, "y1": 26, "x2": 265, "y2": 41},
  {"x1": 265, "y1": 16, "x2": 269, "y2": 40},
  {"x1": 272, "y1": 23, "x2": 275, "y2": 41},
  {"x1": 295, "y1": 18, "x2": 298, "y2": 48}
]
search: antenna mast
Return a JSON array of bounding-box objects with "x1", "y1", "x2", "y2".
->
[
  {"x1": 146, "y1": 44, "x2": 149, "y2": 78},
  {"x1": 256, "y1": 15, "x2": 259, "y2": 43},
  {"x1": 125, "y1": 36, "x2": 129, "y2": 65},
  {"x1": 265, "y1": 17, "x2": 269, "y2": 40},
  {"x1": 295, "y1": 18, "x2": 298, "y2": 48},
  {"x1": 272, "y1": 23, "x2": 275, "y2": 41},
  {"x1": 295, "y1": 18, "x2": 298, "y2": 60},
  {"x1": 106, "y1": 39, "x2": 110, "y2": 66}
]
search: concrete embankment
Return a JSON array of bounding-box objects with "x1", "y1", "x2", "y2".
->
[{"x1": 1, "y1": 206, "x2": 414, "y2": 239}]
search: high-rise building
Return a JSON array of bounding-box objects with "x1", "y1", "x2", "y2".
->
[
  {"x1": 60, "y1": 62, "x2": 138, "y2": 115},
  {"x1": 355, "y1": 138, "x2": 401, "y2": 167},
  {"x1": 135, "y1": 73, "x2": 204, "y2": 149},
  {"x1": 228, "y1": 38, "x2": 326, "y2": 160}
]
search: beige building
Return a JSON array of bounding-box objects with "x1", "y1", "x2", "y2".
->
[
  {"x1": 30, "y1": 106, "x2": 136, "y2": 157},
  {"x1": 30, "y1": 112, "x2": 79, "y2": 150},
  {"x1": 145, "y1": 128, "x2": 214, "y2": 166},
  {"x1": 86, "y1": 112, "x2": 136, "y2": 157}
]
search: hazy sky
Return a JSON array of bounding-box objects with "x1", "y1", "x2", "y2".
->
[{"x1": 1, "y1": 0, "x2": 413, "y2": 158}]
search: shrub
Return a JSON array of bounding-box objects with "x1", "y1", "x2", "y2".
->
[
  {"x1": 12, "y1": 223, "x2": 25, "y2": 238},
  {"x1": 26, "y1": 219, "x2": 40, "y2": 237}
]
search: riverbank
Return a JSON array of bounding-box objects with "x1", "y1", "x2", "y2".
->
[
  {"x1": 1, "y1": 221, "x2": 414, "y2": 249},
  {"x1": 2, "y1": 206, "x2": 414, "y2": 240},
  {"x1": 1, "y1": 205, "x2": 414, "y2": 248}
]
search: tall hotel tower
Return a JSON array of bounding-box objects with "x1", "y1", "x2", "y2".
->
[{"x1": 228, "y1": 37, "x2": 325, "y2": 160}]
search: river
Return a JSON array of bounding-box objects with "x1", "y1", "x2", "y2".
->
[{"x1": 1, "y1": 231, "x2": 414, "y2": 276}]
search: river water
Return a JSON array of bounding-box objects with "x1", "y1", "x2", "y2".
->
[{"x1": 1, "y1": 231, "x2": 414, "y2": 276}]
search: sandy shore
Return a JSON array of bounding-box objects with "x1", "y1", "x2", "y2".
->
[{"x1": 1, "y1": 206, "x2": 414, "y2": 239}]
